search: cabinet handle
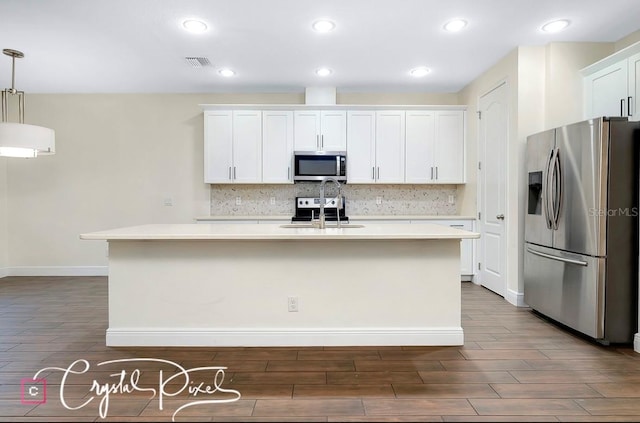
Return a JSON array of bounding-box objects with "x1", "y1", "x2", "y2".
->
[
  {"x1": 372, "y1": 167, "x2": 375, "y2": 180},
  {"x1": 435, "y1": 167, "x2": 438, "y2": 180},
  {"x1": 377, "y1": 167, "x2": 380, "y2": 180},
  {"x1": 288, "y1": 166, "x2": 290, "y2": 180},
  {"x1": 228, "y1": 167, "x2": 232, "y2": 180},
  {"x1": 233, "y1": 167, "x2": 236, "y2": 180},
  {"x1": 316, "y1": 135, "x2": 320, "y2": 150},
  {"x1": 431, "y1": 167, "x2": 433, "y2": 179},
  {"x1": 621, "y1": 98, "x2": 626, "y2": 117},
  {"x1": 629, "y1": 96, "x2": 633, "y2": 116},
  {"x1": 321, "y1": 134, "x2": 324, "y2": 149}
]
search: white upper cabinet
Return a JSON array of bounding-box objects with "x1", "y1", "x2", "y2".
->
[
  {"x1": 628, "y1": 52, "x2": 640, "y2": 121},
  {"x1": 346, "y1": 111, "x2": 376, "y2": 183},
  {"x1": 405, "y1": 110, "x2": 465, "y2": 183},
  {"x1": 204, "y1": 110, "x2": 262, "y2": 184},
  {"x1": 347, "y1": 110, "x2": 405, "y2": 183},
  {"x1": 583, "y1": 43, "x2": 640, "y2": 122},
  {"x1": 294, "y1": 110, "x2": 346, "y2": 151},
  {"x1": 262, "y1": 111, "x2": 294, "y2": 184},
  {"x1": 375, "y1": 111, "x2": 406, "y2": 183},
  {"x1": 584, "y1": 60, "x2": 629, "y2": 119},
  {"x1": 203, "y1": 105, "x2": 466, "y2": 185}
]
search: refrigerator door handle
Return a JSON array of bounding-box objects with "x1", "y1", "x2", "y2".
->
[
  {"x1": 552, "y1": 148, "x2": 562, "y2": 230},
  {"x1": 543, "y1": 149, "x2": 554, "y2": 229},
  {"x1": 526, "y1": 247, "x2": 588, "y2": 266}
]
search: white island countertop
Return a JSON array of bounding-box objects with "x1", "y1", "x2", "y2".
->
[{"x1": 80, "y1": 223, "x2": 479, "y2": 241}]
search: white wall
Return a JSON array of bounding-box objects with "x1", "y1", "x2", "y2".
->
[{"x1": 0, "y1": 158, "x2": 7, "y2": 277}]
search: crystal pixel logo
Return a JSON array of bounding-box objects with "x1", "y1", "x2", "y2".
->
[{"x1": 20, "y1": 378, "x2": 47, "y2": 405}]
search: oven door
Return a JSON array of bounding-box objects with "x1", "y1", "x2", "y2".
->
[{"x1": 293, "y1": 151, "x2": 346, "y2": 182}]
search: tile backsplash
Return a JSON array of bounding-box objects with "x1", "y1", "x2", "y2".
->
[{"x1": 210, "y1": 183, "x2": 458, "y2": 216}]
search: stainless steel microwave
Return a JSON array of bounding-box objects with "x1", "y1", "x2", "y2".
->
[{"x1": 293, "y1": 151, "x2": 347, "y2": 182}]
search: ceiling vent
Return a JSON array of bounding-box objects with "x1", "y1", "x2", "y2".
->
[{"x1": 185, "y1": 57, "x2": 212, "y2": 67}]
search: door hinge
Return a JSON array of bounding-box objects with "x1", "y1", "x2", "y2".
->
[{"x1": 477, "y1": 111, "x2": 482, "y2": 120}]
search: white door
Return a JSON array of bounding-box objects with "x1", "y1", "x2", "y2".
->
[
  {"x1": 478, "y1": 82, "x2": 507, "y2": 297},
  {"x1": 262, "y1": 111, "x2": 294, "y2": 183},
  {"x1": 375, "y1": 110, "x2": 405, "y2": 183},
  {"x1": 347, "y1": 111, "x2": 376, "y2": 183},
  {"x1": 434, "y1": 110, "x2": 465, "y2": 183},
  {"x1": 232, "y1": 110, "x2": 262, "y2": 183},
  {"x1": 204, "y1": 110, "x2": 233, "y2": 183},
  {"x1": 294, "y1": 111, "x2": 321, "y2": 150},
  {"x1": 320, "y1": 111, "x2": 347, "y2": 151},
  {"x1": 629, "y1": 52, "x2": 640, "y2": 122},
  {"x1": 585, "y1": 60, "x2": 628, "y2": 119},
  {"x1": 405, "y1": 110, "x2": 435, "y2": 183}
]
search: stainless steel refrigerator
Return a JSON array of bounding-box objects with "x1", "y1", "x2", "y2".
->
[{"x1": 524, "y1": 117, "x2": 640, "y2": 344}]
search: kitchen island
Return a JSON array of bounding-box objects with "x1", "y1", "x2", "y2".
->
[{"x1": 80, "y1": 223, "x2": 479, "y2": 347}]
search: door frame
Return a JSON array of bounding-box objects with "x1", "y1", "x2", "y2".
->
[{"x1": 476, "y1": 79, "x2": 510, "y2": 301}]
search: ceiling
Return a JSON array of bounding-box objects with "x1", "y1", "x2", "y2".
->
[{"x1": 1, "y1": 0, "x2": 640, "y2": 94}]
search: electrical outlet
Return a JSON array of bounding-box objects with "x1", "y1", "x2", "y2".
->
[
  {"x1": 376, "y1": 196, "x2": 382, "y2": 205},
  {"x1": 270, "y1": 197, "x2": 276, "y2": 205},
  {"x1": 288, "y1": 296, "x2": 298, "y2": 312},
  {"x1": 448, "y1": 195, "x2": 455, "y2": 204},
  {"x1": 235, "y1": 196, "x2": 242, "y2": 206}
]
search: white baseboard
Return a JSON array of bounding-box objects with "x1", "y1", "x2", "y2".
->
[
  {"x1": 2, "y1": 266, "x2": 108, "y2": 277},
  {"x1": 635, "y1": 333, "x2": 640, "y2": 353},
  {"x1": 506, "y1": 288, "x2": 527, "y2": 307},
  {"x1": 0, "y1": 267, "x2": 8, "y2": 278},
  {"x1": 106, "y1": 327, "x2": 465, "y2": 347}
]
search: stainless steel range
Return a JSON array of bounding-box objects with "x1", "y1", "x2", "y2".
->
[{"x1": 292, "y1": 196, "x2": 349, "y2": 222}]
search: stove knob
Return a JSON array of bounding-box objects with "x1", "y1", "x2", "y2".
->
[
  {"x1": 331, "y1": 200, "x2": 335, "y2": 205},
  {"x1": 304, "y1": 200, "x2": 309, "y2": 205}
]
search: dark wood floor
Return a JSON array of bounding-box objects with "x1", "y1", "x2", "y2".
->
[{"x1": 1, "y1": 276, "x2": 639, "y2": 422}]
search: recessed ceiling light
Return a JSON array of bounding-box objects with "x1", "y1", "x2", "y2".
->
[
  {"x1": 315, "y1": 67, "x2": 333, "y2": 77},
  {"x1": 541, "y1": 19, "x2": 570, "y2": 33},
  {"x1": 444, "y1": 19, "x2": 467, "y2": 32},
  {"x1": 218, "y1": 68, "x2": 235, "y2": 77},
  {"x1": 312, "y1": 19, "x2": 336, "y2": 33},
  {"x1": 182, "y1": 19, "x2": 208, "y2": 33},
  {"x1": 409, "y1": 67, "x2": 431, "y2": 77}
]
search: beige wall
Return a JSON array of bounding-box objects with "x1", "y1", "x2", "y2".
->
[
  {"x1": 4, "y1": 92, "x2": 461, "y2": 273},
  {"x1": 615, "y1": 29, "x2": 640, "y2": 51},
  {"x1": 0, "y1": 159, "x2": 7, "y2": 276}
]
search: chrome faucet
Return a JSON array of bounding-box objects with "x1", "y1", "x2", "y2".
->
[{"x1": 317, "y1": 177, "x2": 342, "y2": 229}]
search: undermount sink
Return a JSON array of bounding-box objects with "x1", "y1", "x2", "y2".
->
[{"x1": 279, "y1": 223, "x2": 365, "y2": 229}]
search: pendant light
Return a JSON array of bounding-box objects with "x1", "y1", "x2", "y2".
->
[{"x1": 0, "y1": 49, "x2": 55, "y2": 158}]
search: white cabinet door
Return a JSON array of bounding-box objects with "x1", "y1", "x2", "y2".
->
[
  {"x1": 347, "y1": 111, "x2": 376, "y2": 183},
  {"x1": 320, "y1": 111, "x2": 347, "y2": 151},
  {"x1": 204, "y1": 110, "x2": 233, "y2": 183},
  {"x1": 375, "y1": 111, "x2": 405, "y2": 183},
  {"x1": 232, "y1": 111, "x2": 262, "y2": 183},
  {"x1": 628, "y1": 52, "x2": 640, "y2": 122},
  {"x1": 293, "y1": 111, "x2": 321, "y2": 150},
  {"x1": 584, "y1": 60, "x2": 629, "y2": 119},
  {"x1": 293, "y1": 110, "x2": 346, "y2": 151},
  {"x1": 405, "y1": 110, "x2": 464, "y2": 184},
  {"x1": 434, "y1": 110, "x2": 465, "y2": 183},
  {"x1": 262, "y1": 111, "x2": 294, "y2": 183},
  {"x1": 405, "y1": 110, "x2": 435, "y2": 183}
]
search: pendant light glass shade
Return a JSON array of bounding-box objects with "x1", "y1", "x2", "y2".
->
[
  {"x1": 0, "y1": 48, "x2": 55, "y2": 158},
  {"x1": 0, "y1": 122, "x2": 55, "y2": 157}
]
